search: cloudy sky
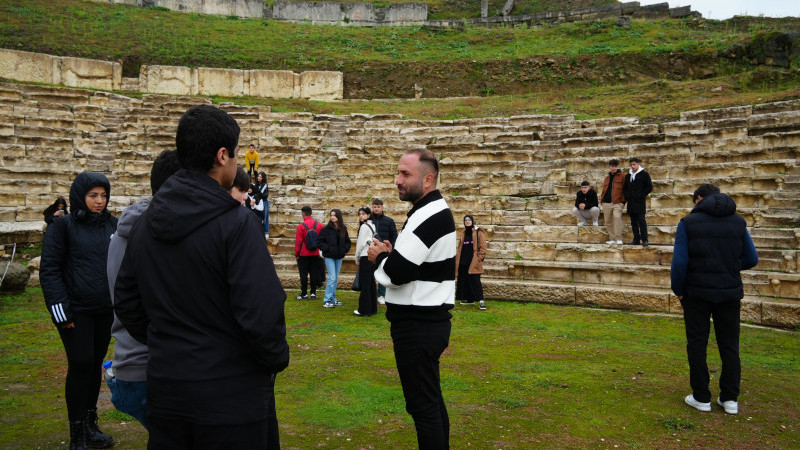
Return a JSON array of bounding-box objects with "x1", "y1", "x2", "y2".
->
[{"x1": 638, "y1": 0, "x2": 800, "y2": 20}]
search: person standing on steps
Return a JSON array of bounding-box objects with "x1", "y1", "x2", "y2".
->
[
  {"x1": 244, "y1": 144, "x2": 259, "y2": 181},
  {"x1": 623, "y1": 157, "x2": 653, "y2": 246},
  {"x1": 601, "y1": 159, "x2": 626, "y2": 245},
  {"x1": 456, "y1": 214, "x2": 488, "y2": 311}
]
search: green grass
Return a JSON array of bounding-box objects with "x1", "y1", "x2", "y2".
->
[{"x1": 2, "y1": 287, "x2": 799, "y2": 448}]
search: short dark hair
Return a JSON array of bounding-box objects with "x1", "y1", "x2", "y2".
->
[
  {"x1": 150, "y1": 150, "x2": 180, "y2": 194},
  {"x1": 580, "y1": 180, "x2": 590, "y2": 187},
  {"x1": 404, "y1": 148, "x2": 439, "y2": 181},
  {"x1": 301, "y1": 206, "x2": 312, "y2": 216},
  {"x1": 609, "y1": 159, "x2": 619, "y2": 166},
  {"x1": 176, "y1": 105, "x2": 240, "y2": 173},
  {"x1": 629, "y1": 157, "x2": 641, "y2": 164},
  {"x1": 371, "y1": 198, "x2": 383, "y2": 206},
  {"x1": 692, "y1": 183, "x2": 720, "y2": 203},
  {"x1": 231, "y1": 167, "x2": 250, "y2": 192}
]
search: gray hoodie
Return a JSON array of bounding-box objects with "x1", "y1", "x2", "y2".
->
[{"x1": 106, "y1": 198, "x2": 151, "y2": 382}]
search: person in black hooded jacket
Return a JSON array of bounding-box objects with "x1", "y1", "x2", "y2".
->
[
  {"x1": 114, "y1": 105, "x2": 289, "y2": 449},
  {"x1": 671, "y1": 184, "x2": 758, "y2": 416},
  {"x1": 40, "y1": 172, "x2": 118, "y2": 450},
  {"x1": 317, "y1": 208, "x2": 351, "y2": 308}
]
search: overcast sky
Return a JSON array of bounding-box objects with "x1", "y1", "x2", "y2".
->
[{"x1": 637, "y1": 0, "x2": 800, "y2": 20}]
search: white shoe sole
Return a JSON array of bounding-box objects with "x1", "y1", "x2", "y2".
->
[
  {"x1": 717, "y1": 397, "x2": 738, "y2": 415},
  {"x1": 685, "y1": 394, "x2": 711, "y2": 412}
]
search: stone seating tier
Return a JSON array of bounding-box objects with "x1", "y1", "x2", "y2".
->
[{"x1": 1, "y1": 81, "x2": 799, "y2": 326}]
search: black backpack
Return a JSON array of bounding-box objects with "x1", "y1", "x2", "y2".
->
[{"x1": 302, "y1": 221, "x2": 320, "y2": 251}]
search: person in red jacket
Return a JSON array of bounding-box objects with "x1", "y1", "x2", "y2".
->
[{"x1": 295, "y1": 206, "x2": 324, "y2": 300}]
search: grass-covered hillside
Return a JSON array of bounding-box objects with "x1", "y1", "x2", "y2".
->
[{"x1": 1, "y1": 0, "x2": 799, "y2": 119}]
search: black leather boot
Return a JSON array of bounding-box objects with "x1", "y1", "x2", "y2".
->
[
  {"x1": 85, "y1": 408, "x2": 114, "y2": 448},
  {"x1": 69, "y1": 420, "x2": 88, "y2": 450}
]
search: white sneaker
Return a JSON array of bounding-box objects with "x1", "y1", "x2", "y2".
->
[
  {"x1": 377, "y1": 296, "x2": 386, "y2": 305},
  {"x1": 615, "y1": 240, "x2": 623, "y2": 245},
  {"x1": 593, "y1": 220, "x2": 599, "y2": 226},
  {"x1": 606, "y1": 240, "x2": 616, "y2": 245},
  {"x1": 717, "y1": 397, "x2": 738, "y2": 415},
  {"x1": 264, "y1": 233, "x2": 269, "y2": 240},
  {"x1": 577, "y1": 221, "x2": 587, "y2": 227},
  {"x1": 685, "y1": 394, "x2": 711, "y2": 412}
]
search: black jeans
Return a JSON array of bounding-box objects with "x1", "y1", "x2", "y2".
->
[
  {"x1": 681, "y1": 297, "x2": 741, "y2": 403},
  {"x1": 629, "y1": 212, "x2": 648, "y2": 243},
  {"x1": 297, "y1": 256, "x2": 320, "y2": 296},
  {"x1": 148, "y1": 416, "x2": 271, "y2": 450},
  {"x1": 391, "y1": 319, "x2": 451, "y2": 449},
  {"x1": 57, "y1": 312, "x2": 114, "y2": 421},
  {"x1": 357, "y1": 257, "x2": 377, "y2": 315}
]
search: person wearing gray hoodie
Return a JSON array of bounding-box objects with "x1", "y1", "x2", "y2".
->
[{"x1": 105, "y1": 150, "x2": 180, "y2": 430}]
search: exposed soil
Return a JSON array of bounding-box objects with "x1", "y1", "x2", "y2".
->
[{"x1": 344, "y1": 52, "x2": 723, "y2": 98}]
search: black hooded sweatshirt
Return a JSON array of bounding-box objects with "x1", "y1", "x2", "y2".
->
[
  {"x1": 114, "y1": 169, "x2": 289, "y2": 424},
  {"x1": 40, "y1": 172, "x2": 117, "y2": 324}
]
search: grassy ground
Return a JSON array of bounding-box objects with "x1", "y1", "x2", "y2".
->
[{"x1": 1, "y1": 287, "x2": 798, "y2": 448}]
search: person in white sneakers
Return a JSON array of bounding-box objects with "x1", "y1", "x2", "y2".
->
[
  {"x1": 600, "y1": 159, "x2": 626, "y2": 245},
  {"x1": 671, "y1": 184, "x2": 758, "y2": 415}
]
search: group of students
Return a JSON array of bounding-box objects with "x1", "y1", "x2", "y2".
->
[{"x1": 294, "y1": 200, "x2": 490, "y2": 314}]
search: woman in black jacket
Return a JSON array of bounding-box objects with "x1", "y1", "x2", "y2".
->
[
  {"x1": 43, "y1": 196, "x2": 68, "y2": 224},
  {"x1": 317, "y1": 208, "x2": 351, "y2": 308},
  {"x1": 40, "y1": 172, "x2": 118, "y2": 450},
  {"x1": 256, "y1": 171, "x2": 269, "y2": 239}
]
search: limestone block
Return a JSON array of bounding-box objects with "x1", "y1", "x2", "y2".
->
[
  {"x1": 0, "y1": 123, "x2": 14, "y2": 137},
  {"x1": 484, "y1": 280, "x2": 576, "y2": 304},
  {"x1": 197, "y1": 68, "x2": 244, "y2": 97},
  {"x1": 740, "y1": 300, "x2": 762, "y2": 324},
  {"x1": 0, "y1": 49, "x2": 55, "y2": 84},
  {"x1": 577, "y1": 286, "x2": 670, "y2": 312},
  {"x1": 0, "y1": 262, "x2": 29, "y2": 292},
  {"x1": 249, "y1": 70, "x2": 296, "y2": 99},
  {"x1": 299, "y1": 71, "x2": 343, "y2": 100},
  {"x1": 56, "y1": 56, "x2": 120, "y2": 91},
  {"x1": 762, "y1": 301, "x2": 800, "y2": 328},
  {"x1": 140, "y1": 65, "x2": 193, "y2": 96},
  {"x1": 680, "y1": 105, "x2": 752, "y2": 121},
  {"x1": 668, "y1": 294, "x2": 682, "y2": 313}
]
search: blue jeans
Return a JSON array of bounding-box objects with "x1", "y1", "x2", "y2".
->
[
  {"x1": 263, "y1": 200, "x2": 270, "y2": 234},
  {"x1": 324, "y1": 257, "x2": 343, "y2": 303},
  {"x1": 106, "y1": 377, "x2": 148, "y2": 429}
]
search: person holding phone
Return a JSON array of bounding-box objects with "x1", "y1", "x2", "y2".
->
[{"x1": 354, "y1": 206, "x2": 377, "y2": 316}]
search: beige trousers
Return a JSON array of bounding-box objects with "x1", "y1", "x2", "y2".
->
[{"x1": 602, "y1": 202, "x2": 624, "y2": 241}]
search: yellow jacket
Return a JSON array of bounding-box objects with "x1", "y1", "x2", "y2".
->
[{"x1": 244, "y1": 149, "x2": 259, "y2": 170}]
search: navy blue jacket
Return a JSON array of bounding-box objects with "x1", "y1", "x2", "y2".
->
[
  {"x1": 40, "y1": 172, "x2": 117, "y2": 324},
  {"x1": 671, "y1": 193, "x2": 758, "y2": 302},
  {"x1": 371, "y1": 213, "x2": 398, "y2": 245}
]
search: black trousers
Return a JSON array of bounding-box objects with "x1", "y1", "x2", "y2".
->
[
  {"x1": 357, "y1": 256, "x2": 377, "y2": 315},
  {"x1": 681, "y1": 298, "x2": 741, "y2": 403},
  {"x1": 148, "y1": 415, "x2": 271, "y2": 450},
  {"x1": 297, "y1": 256, "x2": 320, "y2": 296},
  {"x1": 391, "y1": 319, "x2": 451, "y2": 450},
  {"x1": 629, "y1": 212, "x2": 648, "y2": 243},
  {"x1": 57, "y1": 312, "x2": 114, "y2": 421}
]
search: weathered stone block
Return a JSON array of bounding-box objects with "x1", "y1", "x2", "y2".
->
[
  {"x1": 140, "y1": 65, "x2": 193, "y2": 96},
  {"x1": 0, "y1": 49, "x2": 55, "y2": 85},
  {"x1": 299, "y1": 71, "x2": 343, "y2": 100},
  {"x1": 0, "y1": 261, "x2": 29, "y2": 292},
  {"x1": 249, "y1": 70, "x2": 296, "y2": 99},
  {"x1": 577, "y1": 287, "x2": 670, "y2": 311},
  {"x1": 57, "y1": 56, "x2": 121, "y2": 91},
  {"x1": 197, "y1": 68, "x2": 245, "y2": 97}
]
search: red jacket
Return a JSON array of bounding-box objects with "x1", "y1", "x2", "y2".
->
[{"x1": 295, "y1": 216, "x2": 323, "y2": 257}]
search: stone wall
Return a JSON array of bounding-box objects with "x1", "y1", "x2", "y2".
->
[
  {"x1": 0, "y1": 49, "x2": 344, "y2": 100},
  {"x1": 272, "y1": 1, "x2": 428, "y2": 26},
  {"x1": 0, "y1": 49, "x2": 121, "y2": 91},
  {"x1": 96, "y1": 0, "x2": 265, "y2": 18}
]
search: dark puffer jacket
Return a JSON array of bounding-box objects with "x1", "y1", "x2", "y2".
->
[
  {"x1": 670, "y1": 193, "x2": 758, "y2": 303},
  {"x1": 40, "y1": 172, "x2": 118, "y2": 324},
  {"x1": 318, "y1": 223, "x2": 351, "y2": 260}
]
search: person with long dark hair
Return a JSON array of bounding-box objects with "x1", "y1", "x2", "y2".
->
[
  {"x1": 40, "y1": 172, "x2": 118, "y2": 450},
  {"x1": 317, "y1": 209, "x2": 351, "y2": 308},
  {"x1": 43, "y1": 196, "x2": 68, "y2": 224},
  {"x1": 455, "y1": 214, "x2": 488, "y2": 310},
  {"x1": 354, "y1": 206, "x2": 377, "y2": 316}
]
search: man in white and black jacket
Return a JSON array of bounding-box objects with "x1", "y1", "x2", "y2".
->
[{"x1": 369, "y1": 148, "x2": 456, "y2": 449}]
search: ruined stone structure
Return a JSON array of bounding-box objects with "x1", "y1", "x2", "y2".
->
[
  {"x1": 0, "y1": 49, "x2": 344, "y2": 101},
  {"x1": 1, "y1": 81, "x2": 798, "y2": 327}
]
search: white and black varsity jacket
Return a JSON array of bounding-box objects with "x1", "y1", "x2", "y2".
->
[{"x1": 374, "y1": 190, "x2": 456, "y2": 323}]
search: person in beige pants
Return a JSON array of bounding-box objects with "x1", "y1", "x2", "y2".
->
[{"x1": 600, "y1": 159, "x2": 626, "y2": 244}]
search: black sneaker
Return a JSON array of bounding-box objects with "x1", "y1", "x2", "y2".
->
[
  {"x1": 295, "y1": 294, "x2": 308, "y2": 300},
  {"x1": 642, "y1": 240, "x2": 649, "y2": 247}
]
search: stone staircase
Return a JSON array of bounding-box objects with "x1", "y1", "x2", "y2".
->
[{"x1": 1, "y1": 81, "x2": 798, "y2": 327}]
